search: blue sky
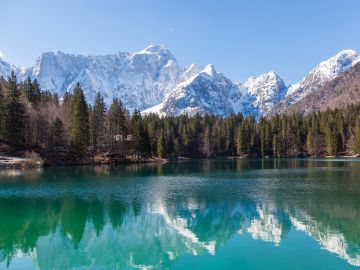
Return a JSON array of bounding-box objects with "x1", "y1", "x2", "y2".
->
[{"x1": 1, "y1": 0, "x2": 360, "y2": 84}]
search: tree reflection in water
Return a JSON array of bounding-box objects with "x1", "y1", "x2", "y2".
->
[{"x1": 0, "y1": 159, "x2": 359, "y2": 269}]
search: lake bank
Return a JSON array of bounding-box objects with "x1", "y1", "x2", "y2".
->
[{"x1": 1, "y1": 151, "x2": 360, "y2": 170}]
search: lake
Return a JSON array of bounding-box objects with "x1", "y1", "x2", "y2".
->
[{"x1": 0, "y1": 159, "x2": 359, "y2": 270}]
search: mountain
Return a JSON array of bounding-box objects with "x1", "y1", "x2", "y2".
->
[
  {"x1": 0, "y1": 56, "x2": 13, "y2": 78},
  {"x1": 143, "y1": 50, "x2": 360, "y2": 118},
  {"x1": 5, "y1": 45, "x2": 203, "y2": 111},
  {"x1": 144, "y1": 70, "x2": 288, "y2": 118},
  {"x1": 284, "y1": 61, "x2": 360, "y2": 114},
  {"x1": 143, "y1": 69, "x2": 288, "y2": 118},
  {"x1": 143, "y1": 64, "x2": 241, "y2": 116},
  {"x1": 269, "y1": 50, "x2": 360, "y2": 115},
  {"x1": 0, "y1": 46, "x2": 359, "y2": 118},
  {"x1": 240, "y1": 71, "x2": 287, "y2": 116}
]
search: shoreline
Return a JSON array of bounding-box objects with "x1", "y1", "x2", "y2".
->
[{"x1": 1, "y1": 154, "x2": 359, "y2": 170}]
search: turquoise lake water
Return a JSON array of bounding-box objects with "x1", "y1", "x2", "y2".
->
[{"x1": 0, "y1": 159, "x2": 359, "y2": 269}]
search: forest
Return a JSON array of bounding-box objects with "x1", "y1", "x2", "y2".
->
[{"x1": 0, "y1": 71, "x2": 360, "y2": 164}]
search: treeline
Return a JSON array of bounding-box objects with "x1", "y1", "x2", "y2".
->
[{"x1": 0, "y1": 71, "x2": 360, "y2": 161}]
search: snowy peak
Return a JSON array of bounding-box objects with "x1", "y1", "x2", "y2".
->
[
  {"x1": 321, "y1": 49, "x2": 360, "y2": 76},
  {"x1": 9, "y1": 45, "x2": 202, "y2": 110},
  {"x1": 262, "y1": 49, "x2": 360, "y2": 116},
  {"x1": 286, "y1": 49, "x2": 360, "y2": 98},
  {"x1": 138, "y1": 44, "x2": 175, "y2": 59},
  {"x1": 245, "y1": 71, "x2": 286, "y2": 96},
  {"x1": 143, "y1": 63, "x2": 236, "y2": 116},
  {"x1": 130, "y1": 45, "x2": 176, "y2": 71},
  {"x1": 0, "y1": 58, "x2": 12, "y2": 78},
  {"x1": 201, "y1": 64, "x2": 217, "y2": 77},
  {"x1": 232, "y1": 71, "x2": 287, "y2": 117}
]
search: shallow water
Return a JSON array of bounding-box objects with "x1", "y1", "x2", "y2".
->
[{"x1": 0, "y1": 159, "x2": 360, "y2": 269}]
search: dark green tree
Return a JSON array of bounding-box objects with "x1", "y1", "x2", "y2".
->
[
  {"x1": 108, "y1": 98, "x2": 126, "y2": 151},
  {"x1": 0, "y1": 83, "x2": 4, "y2": 138},
  {"x1": 353, "y1": 118, "x2": 360, "y2": 154},
  {"x1": 70, "y1": 83, "x2": 90, "y2": 155},
  {"x1": 157, "y1": 129, "x2": 166, "y2": 158},
  {"x1": 24, "y1": 77, "x2": 41, "y2": 106},
  {"x1": 51, "y1": 117, "x2": 65, "y2": 147},
  {"x1": 3, "y1": 71, "x2": 25, "y2": 149},
  {"x1": 90, "y1": 92, "x2": 106, "y2": 152},
  {"x1": 131, "y1": 110, "x2": 151, "y2": 157}
]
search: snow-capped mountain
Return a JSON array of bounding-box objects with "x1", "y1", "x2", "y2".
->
[
  {"x1": 0, "y1": 46, "x2": 359, "y2": 118},
  {"x1": 144, "y1": 69, "x2": 288, "y2": 118},
  {"x1": 269, "y1": 49, "x2": 360, "y2": 115},
  {"x1": 143, "y1": 49, "x2": 360, "y2": 118},
  {"x1": 0, "y1": 56, "x2": 13, "y2": 78},
  {"x1": 241, "y1": 71, "x2": 287, "y2": 116},
  {"x1": 143, "y1": 64, "x2": 241, "y2": 116},
  {"x1": 11, "y1": 45, "x2": 203, "y2": 110}
]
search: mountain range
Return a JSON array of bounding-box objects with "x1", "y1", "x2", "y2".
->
[{"x1": 0, "y1": 45, "x2": 359, "y2": 118}]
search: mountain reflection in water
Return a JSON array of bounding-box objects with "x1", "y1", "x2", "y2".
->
[{"x1": 0, "y1": 159, "x2": 359, "y2": 269}]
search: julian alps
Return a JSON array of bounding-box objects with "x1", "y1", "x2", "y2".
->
[
  {"x1": 143, "y1": 64, "x2": 242, "y2": 116},
  {"x1": 143, "y1": 67, "x2": 288, "y2": 119},
  {"x1": 144, "y1": 49, "x2": 360, "y2": 117},
  {"x1": 7, "y1": 45, "x2": 204, "y2": 111},
  {"x1": 269, "y1": 50, "x2": 360, "y2": 115},
  {"x1": 0, "y1": 46, "x2": 359, "y2": 118},
  {"x1": 285, "y1": 61, "x2": 360, "y2": 114}
]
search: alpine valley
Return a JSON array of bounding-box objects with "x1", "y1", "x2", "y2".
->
[{"x1": 1, "y1": 45, "x2": 359, "y2": 118}]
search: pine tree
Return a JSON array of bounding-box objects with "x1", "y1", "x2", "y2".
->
[
  {"x1": 173, "y1": 137, "x2": 180, "y2": 158},
  {"x1": 324, "y1": 123, "x2": 340, "y2": 156},
  {"x1": 306, "y1": 129, "x2": 315, "y2": 156},
  {"x1": 51, "y1": 117, "x2": 65, "y2": 147},
  {"x1": 108, "y1": 98, "x2": 126, "y2": 150},
  {"x1": 25, "y1": 77, "x2": 41, "y2": 106},
  {"x1": 32, "y1": 79, "x2": 41, "y2": 105},
  {"x1": 3, "y1": 71, "x2": 25, "y2": 149},
  {"x1": 0, "y1": 83, "x2": 4, "y2": 139},
  {"x1": 90, "y1": 93, "x2": 106, "y2": 152},
  {"x1": 272, "y1": 134, "x2": 280, "y2": 158},
  {"x1": 157, "y1": 129, "x2": 166, "y2": 158},
  {"x1": 259, "y1": 121, "x2": 266, "y2": 157},
  {"x1": 353, "y1": 118, "x2": 360, "y2": 154},
  {"x1": 235, "y1": 126, "x2": 244, "y2": 156},
  {"x1": 70, "y1": 83, "x2": 90, "y2": 155},
  {"x1": 202, "y1": 126, "x2": 211, "y2": 157},
  {"x1": 131, "y1": 110, "x2": 151, "y2": 157}
]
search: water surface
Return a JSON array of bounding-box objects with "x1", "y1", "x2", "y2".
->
[{"x1": 0, "y1": 159, "x2": 359, "y2": 269}]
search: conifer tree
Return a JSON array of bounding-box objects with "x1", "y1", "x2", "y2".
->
[
  {"x1": 173, "y1": 137, "x2": 180, "y2": 158},
  {"x1": 157, "y1": 129, "x2": 166, "y2": 158},
  {"x1": 70, "y1": 83, "x2": 90, "y2": 155},
  {"x1": 306, "y1": 129, "x2": 316, "y2": 156},
  {"x1": 0, "y1": 83, "x2": 4, "y2": 139},
  {"x1": 51, "y1": 117, "x2": 65, "y2": 147},
  {"x1": 90, "y1": 92, "x2": 106, "y2": 152},
  {"x1": 3, "y1": 71, "x2": 25, "y2": 149},
  {"x1": 25, "y1": 77, "x2": 41, "y2": 106},
  {"x1": 202, "y1": 126, "x2": 211, "y2": 157},
  {"x1": 353, "y1": 118, "x2": 360, "y2": 154},
  {"x1": 108, "y1": 98, "x2": 126, "y2": 150},
  {"x1": 324, "y1": 124, "x2": 340, "y2": 156},
  {"x1": 235, "y1": 126, "x2": 244, "y2": 156},
  {"x1": 272, "y1": 134, "x2": 280, "y2": 158},
  {"x1": 131, "y1": 110, "x2": 151, "y2": 157}
]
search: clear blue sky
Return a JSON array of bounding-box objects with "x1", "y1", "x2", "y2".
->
[{"x1": 1, "y1": 0, "x2": 360, "y2": 84}]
